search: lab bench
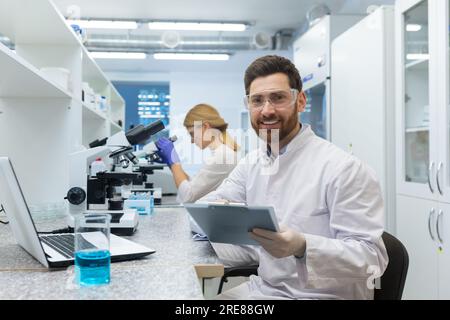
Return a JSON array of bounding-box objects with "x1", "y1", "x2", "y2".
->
[{"x1": 0, "y1": 207, "x2": 224, "y2": 299}]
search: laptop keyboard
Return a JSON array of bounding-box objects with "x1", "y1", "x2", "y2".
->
[{"x1": 39, "y1": 234, "x2": 95, "y2": 259}]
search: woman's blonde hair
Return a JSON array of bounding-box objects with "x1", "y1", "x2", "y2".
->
[{"x1": 184, "y1": 103, "x2": 239, "y2": 152}]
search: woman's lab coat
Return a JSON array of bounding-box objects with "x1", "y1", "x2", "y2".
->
[
  {"x1": 200, "y1": 125, "x2": 389, "y2": 300},
  {"x1": 177, "y1": 144, "x2": 238, "y2": 203}
]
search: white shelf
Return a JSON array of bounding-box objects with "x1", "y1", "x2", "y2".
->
[
  {"x1": 405, "y1": 126, "x2": 429, "y2": 133},
  {"x1": 110, "y1": 121, "x2": 123, "y2": 132},
  {"x1": 82, "y1": 102, "x2": 108, "y2": 122},
  {"x1": 0, "y1": 0, "x2": 80, "y2": 46},
  {"x1": 0, "y1": 42, "x2": 72, "y2": 99},
  {"x1": 0, "y1": 0, "x2": 127, "y2": 207},
  {"x1": 111, "y1": 91, "x2": 125, "y2": 112},
  {"x1": 110, "y1": 84, "x2": 124, "y2": 103},
  {"x1": 405, "y1": 59, "x2": 428, "y2": 70},
  {"x1": 82, "y1": 48, "x2": 110, "y2": 89},
  {"x1": 82, "y1": 48, "x2": 125, "y2": 127}
]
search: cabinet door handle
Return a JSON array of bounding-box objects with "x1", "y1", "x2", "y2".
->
[
  {"x1": 437, "y1": 210, "x2": 444, "y2": 244},
  {"x1": 428, "y1": 162, "x2": 435, "y2": 194},
  {"x1": 428, "y1": 208, "x2": 436, "y2": 241},
  {"x1": 436, "y1": 162, "x2": 443, "y2": 195}
]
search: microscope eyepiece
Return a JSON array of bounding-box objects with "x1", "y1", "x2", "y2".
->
[
  {"x1": 89, "y1": 137, "x2": 108, "y2": 148},
  {"x1": 126, "y1": 120, "x2": 165, "y2": 145}
]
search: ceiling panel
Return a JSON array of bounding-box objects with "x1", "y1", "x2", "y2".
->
[
  {"x1": 53, "y1": 0, "x2": 348, "y2": 31},
  {"x1": 50, "y1": 0, "x2": 394, "y2": 73}
]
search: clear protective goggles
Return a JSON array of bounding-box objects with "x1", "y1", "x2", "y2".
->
[{"x1": 244, "y1": 88, "x2": 298, "y2": 110}]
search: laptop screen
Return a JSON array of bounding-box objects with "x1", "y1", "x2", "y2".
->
[{"x1": 0, "y1": 157, "x2": 50, "y2": 267}]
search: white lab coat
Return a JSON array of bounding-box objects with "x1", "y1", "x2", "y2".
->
[
  {"x1": 199, "y1": 124, "x2": 388, "y2": 300},
  {"x1": 177, "y1": 144, "x2": 238, "y2": 203}
]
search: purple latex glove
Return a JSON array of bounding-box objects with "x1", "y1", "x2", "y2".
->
[{"x1": 155, "y1": 137, "x2": 181, "y2": 167}]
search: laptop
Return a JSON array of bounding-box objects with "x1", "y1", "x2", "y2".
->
[{"x1": 0, "y1": 157, "x2": 155, "y2": 268}]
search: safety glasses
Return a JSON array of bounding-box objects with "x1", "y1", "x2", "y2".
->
[{"x1": 244, "y1": 88, "x2": 298, "y2": 111}]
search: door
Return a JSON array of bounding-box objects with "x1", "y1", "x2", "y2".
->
[
  {"x1": 396, "y1": 0, "x2": 438, "y2": 200},
  {"x1": 330, "y1": 7, "x2": 395, "y2": 233},
  {"x1": 396, "y1": 195, "x2": 438, "y2": 299},
  {"x1": 437, "y1": 2, "x2": 450, "y2": 299},
  {"x1": 438, "y1": 202, "x2": 450, "y2": 299},
  {"x1": 436, "y1": 0, "x2": 450, "y2": 203}
]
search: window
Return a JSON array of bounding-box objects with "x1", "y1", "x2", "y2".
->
[{"x1": 113, "y1": 82, "x2": 170, "y2": 143}]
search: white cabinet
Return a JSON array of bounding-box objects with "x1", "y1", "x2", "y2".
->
[
  {"x1": 438, "y1": 202, "x2": 450, "y2": 299},
  {"x1": 0, "y1": 0, "x2": 125, "y2": 206},
  {"x1": 396, "y1": 0, "x2": 450, "y2": 299},
  {"x1": 398, "y1": 195, "x2": 450, "y2": 300},
  {"x1": 397, "y1": 195, "x2": 438, "y2": 299},
  {"x1": 396, "y1": 0, "x2": 450, "y2": 203},
  {"x1": 293, "y1": 15, "x2": 362, "y2": 140},
  {"x1": 331, "y1": 6, "x2": 395, "y2": 232},
  {"x1": 435, "y1": 0, "x2": 450, "y2": 204}
]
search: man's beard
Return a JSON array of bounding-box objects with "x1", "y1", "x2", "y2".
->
[{"x1": 251, "y1": 110, "x2": 299, "y2": 146}]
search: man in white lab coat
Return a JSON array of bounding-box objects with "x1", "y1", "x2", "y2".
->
[{"x1": 199, "y1": 55, "x2": 388, "y2": 300}]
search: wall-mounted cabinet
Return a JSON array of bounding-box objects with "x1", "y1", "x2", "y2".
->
[
  {"x1": 396, "y1": 0, "x2": 450, "y2": 299},
  {"x1": 0, "y1": 0, "x2": 125, "y2": 206},
  {"x1": 395, "y1": 0, "x2": 450, "y2": 200}
]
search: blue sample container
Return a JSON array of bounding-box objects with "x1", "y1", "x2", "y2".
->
[
  {"x1": 75, "y1": 250, "x2": 111, "y2": 286},
  {"x1": 149, "y1": 194, "x2": 154, "y2": 215}
]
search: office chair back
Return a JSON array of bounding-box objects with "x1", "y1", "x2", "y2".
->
[
  {"x1": 374, "y1": 232, "x2": 409, "y2": 300},
  {"x1": 217, "y1": 265, "x2": 258, "y2": 295}
]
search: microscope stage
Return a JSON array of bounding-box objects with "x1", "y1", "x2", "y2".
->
[{"x1": 67, "y1": 209, "x2": 139, "y2": 236}]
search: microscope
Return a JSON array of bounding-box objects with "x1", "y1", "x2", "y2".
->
[
  {"x1": 130, "y1": 136, "x2": 177, "y2": 205},
  {"x1": 65, "y1": 120, "x2": 166, "y2": 235}
]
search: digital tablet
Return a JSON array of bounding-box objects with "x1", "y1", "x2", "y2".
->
[{"x1": 184, "y1": 203, "x2": 280, "y2": 246}]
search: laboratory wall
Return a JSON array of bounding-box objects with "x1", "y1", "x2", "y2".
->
[
  {"x1": 170, "y1": 71, "x2": 245, "y2": 175},
  {"x1": 170, "y1": 71, "x2": 243, "y2": 129}
]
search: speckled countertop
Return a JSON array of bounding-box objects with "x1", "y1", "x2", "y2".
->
[{"x1": 0, "y1": 207, "x2": 220, "y2": 300}]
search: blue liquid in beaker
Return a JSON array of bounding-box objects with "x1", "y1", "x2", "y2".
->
[{"x1": 75, "y1": 250, "x2": 111, "y2": 286}]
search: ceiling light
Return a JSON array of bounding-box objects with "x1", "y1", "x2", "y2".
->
[
  {"x1": 406, "y1": 53, "x2": 429, "y2": 60},
  {"x1": 67, "y1": 19, "x2": 138, "y2": 29},
  {"x1": 148, "y1": 22, "x2": 247, "y2": 32},
  {"x1": 406, "y1": 24, "x2": 422, "y2": 32},
  {"x1": 153, "y1": 53, "x2": 230, "y2": 61},
  {"x1": 90, "y1": 52, "x2": 146, "y2": 59}
]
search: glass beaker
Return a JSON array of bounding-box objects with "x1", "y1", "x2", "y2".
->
[{"x1": 74, "y1": 213, "x2": 111, "y2": 286}]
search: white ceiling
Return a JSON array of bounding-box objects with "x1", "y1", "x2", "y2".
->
[
  {"x1": 52, "y1": 0, "x2": 394, "y2": 73},
  {"x1": 53, "y1": 0, "x2": 394, "y2": 31},
  {"x1": 54, "y1": 0, "x2": 330, "y2": 31}
]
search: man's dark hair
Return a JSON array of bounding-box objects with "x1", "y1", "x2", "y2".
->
[{"x1": 244, "y1": 55, "x2": 303, "y2": 95}]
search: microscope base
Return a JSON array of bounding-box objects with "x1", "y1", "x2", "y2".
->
[{"x1": 67, "y1": 209, "x2": 139, "y2": 236}]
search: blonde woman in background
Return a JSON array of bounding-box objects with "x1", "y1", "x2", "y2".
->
[{"x1": 155, "y1": 103, "x2": 240, "y2": 203}]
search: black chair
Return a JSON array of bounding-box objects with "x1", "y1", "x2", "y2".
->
[
  {"x1": 217, "y1": 232, "x2": 409, "y2": 300},
  {"x1": 374, "y1": 232, "x2": 409, "y2": 300},
  {"x1": 217, "y1": 265, "x2": 259, "y2": 295}
]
